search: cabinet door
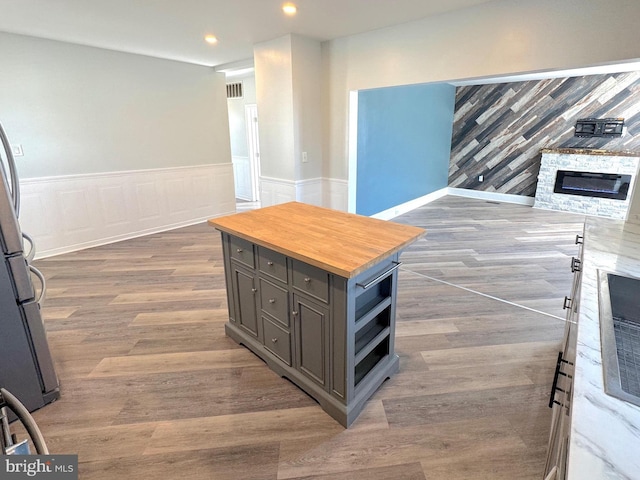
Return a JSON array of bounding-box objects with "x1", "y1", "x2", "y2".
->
[
  {"x1": 544, "y1": 400, "x2": 565, "y2": 477},
  {"x1": 232, "y1": 264, "x2": 260, "y2": 339},
  {"x1": 293, "y1": 294, "x2": 329, "y2": 388}
]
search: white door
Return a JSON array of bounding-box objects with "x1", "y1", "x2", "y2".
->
[
  {"x1": 245, "y1": 104, "x2": 261, "y2": 202},
  {"x1": 232, "y1": 157, "x2": 252, "y2": 201}
]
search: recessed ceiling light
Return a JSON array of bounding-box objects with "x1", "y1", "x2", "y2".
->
[
  {"x1": 282, "y1": 3, "x2": 297, "y2": 15},
  {"x1": 204, "y1": 35, "x2": 218, "y2": 45}
]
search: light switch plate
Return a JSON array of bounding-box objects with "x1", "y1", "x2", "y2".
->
[{"x1": 11, "y1": 144, "x2": 23, "y2": 156}]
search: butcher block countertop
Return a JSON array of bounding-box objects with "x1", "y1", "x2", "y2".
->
[{"x1": 208, "y1": 202, "x2": 425, "y2": 278}]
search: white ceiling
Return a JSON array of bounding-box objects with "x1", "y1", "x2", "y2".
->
[{"x1": 0, "y1": 0, "x2": 498, "y2": 67}]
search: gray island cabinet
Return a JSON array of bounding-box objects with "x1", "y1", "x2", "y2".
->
[{"x1": 209, "y1": 202, "x2": 425, "y2": 427}]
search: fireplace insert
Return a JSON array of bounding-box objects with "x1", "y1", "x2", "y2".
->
[{"x1": 554, "y1": 170, "x2": 631, "y2": 200}]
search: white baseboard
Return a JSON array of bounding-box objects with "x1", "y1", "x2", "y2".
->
[
  {"x1": 447, "y1": 187, "x2": 535, "y2": 206},
  {"x1": 370, "y1": 188, "x2": 449, "y2": 220},
  {"x1": 369, "y1": 187, "x2": 534, "y2": 221},
  {"x1": 20, "y1": 163, "x2": 236, "y2": 259}
]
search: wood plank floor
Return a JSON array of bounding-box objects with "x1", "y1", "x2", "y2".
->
[{"x1": 26, "y1": 196, "x2": 585, "y2": 479}]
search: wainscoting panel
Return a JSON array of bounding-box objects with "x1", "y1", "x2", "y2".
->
[
  {"x1": 60, "y1": 189, "x2": 92, "y2": 235},
  {"x1": 449, "y1": 71, "x2": 640, "y2": 197},
  {"x1": 98, "y1": 184, "x2": 128, "y2": 227},
  {"x1": 324, "y1": 178, "x2": 348, "y2": 211},
  {"x1": 19, "y1": 164, "x2": 236, "y2": 259},
  {"x1": 259, "y1": 177, "x2": 324, "y2": 207},
  {"x1": 295, "y1": 178, "x2": 323, "y2": 206},
  {"x1": 166, "y1": 177, "x2": 190, "y2": 216},
  {"x1": 259, "y1": 177, "x2": 296, "y2": 207},
  {"x1": 136, "y1": 181, "x2": 162, "y2": 221}
]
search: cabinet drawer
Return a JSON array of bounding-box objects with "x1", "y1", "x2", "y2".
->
[
  {"x1": 260, "y1": 278, "x2": 289, "y2": 327},
  {"x1": 229, "y1": 236, "x2": 255, "y2": 268},
  {"x1": 258, "y1": 247, "x2": 288, "y2": 282},
  {"x1": 292, "y1": 260, "x2": 330, "y2": 303},
  {"x1": 263, "y1": 317, "x2": 291, "y2": 365}
]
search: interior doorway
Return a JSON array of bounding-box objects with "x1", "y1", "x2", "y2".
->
[
  {"x1": 226, "y1": 72, "x2": 261, "y2": 208},
  {"x1": 231, "y1": 104, "x2": 261, "y2": 204}
]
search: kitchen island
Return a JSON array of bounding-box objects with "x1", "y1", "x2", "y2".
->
[{"x1": 208, "y1": 202, "x2": 425, "y2": 427}]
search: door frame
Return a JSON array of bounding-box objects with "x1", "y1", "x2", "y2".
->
[{"x1": 245, "y1": 104, "x2": 261, "y2": 202}]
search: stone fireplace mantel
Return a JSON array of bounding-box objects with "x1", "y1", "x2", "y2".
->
[
  {"x1": 534, "y1": 149, "x2": 640, "y2": 219},
  {"x1": 540, "y1": 148, "x2": 640, "y2": 157}
]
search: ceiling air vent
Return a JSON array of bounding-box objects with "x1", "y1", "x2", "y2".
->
[
  {"x1": 226, "y1": 82, "x2": 243, "y2": 99},
  {"x1": 574, "y1": 118, "x2": 625, "y2": 137}
]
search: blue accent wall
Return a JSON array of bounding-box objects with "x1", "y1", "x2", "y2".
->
[{"x1": 356, "y1": 83, "x2": 456, "y2": 216}]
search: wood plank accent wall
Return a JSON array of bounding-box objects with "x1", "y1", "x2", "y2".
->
[{"x1": 449, "y1": 72, "x2": 640, "y2": 196}]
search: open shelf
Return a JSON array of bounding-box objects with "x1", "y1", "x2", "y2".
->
[
  {"x1": 354, "y1": 336, "x2": 390, "y2": 387},
  {"x1": 355, "y1": 297, "x2": 391, "y2": 333},
  {"x1": 355, "y1": 306, "x2": 391, "y2": 356},
  {"x1": 355, "y1": 274, "x2": 392, "y2": 320}
]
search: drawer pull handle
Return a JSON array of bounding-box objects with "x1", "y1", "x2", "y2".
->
[
  {"x1": 292, "y1": 310, "x2": 298, "y2": 316},
  {"x1": 269, "y1": 298, "x2": 276, "y2": 304},
  {"x1": 356, "y1": 262, "x2": 402, "y2": 289},
  {"x1": 571, "y1": 257, "x2": 581, "y2": 273},
  {"x1": 267, "y1": 261, "x2": 274, "y2": 266},
  {"x1": 575, "y1": 235, "x2": 583, "y2": 245},
  {"x1": 236, "y1": 248, "x2": 243, "y2": 253},
  {"x1": 271, "y1": 338, "x2": 278, "y2": 343},
  {"x1": 251, "y1": 288, "x2": 258, "y2": 293},
  {"x1": 549, "y1": 351, "x2": 564, "y2": 408},
  {"x1": 548, "y1": 352, "x2": 574, "y2": 408},
  {"x1": 563, "y1": 296, "x2": 572, "y2": 310},
  {"x1": 304, "y1": 277, "x2": 311, "y2": 283}
]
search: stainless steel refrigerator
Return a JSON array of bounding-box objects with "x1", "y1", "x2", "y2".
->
[{"x1": 0, "y1": 121, "x2": 59, "y2": 412}]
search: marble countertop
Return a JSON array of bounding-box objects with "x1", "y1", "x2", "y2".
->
[{"x1": 569, "y1": 217, "x2": 640, "y2": 479}]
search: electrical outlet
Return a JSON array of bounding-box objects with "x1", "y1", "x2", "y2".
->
[
  {"x1": 11, "y1": 144, "x2": 23, "y2": 157},
  {"x1": 478, "y1": 175, "x2": 483, "y2": 182}
]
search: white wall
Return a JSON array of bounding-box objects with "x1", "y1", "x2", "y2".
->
[
  {"x1": 291, "y1": 35, "x2": 323, "y2": 181},
  {"x1": 323, "y1": 0, "x2": 640, "y2": 181},
  {"x1": 254, "y1": 35, "x2": 296, "y2": 181},
  {"x1": 0, "y1": 32, "x2": 231, "y2": 179},
  {"x1": 0, "y1": 32, "x2": 236, "y2": 256},
  {"x1": 254, "y1": 34, "x2": 324, "y2": 206}
]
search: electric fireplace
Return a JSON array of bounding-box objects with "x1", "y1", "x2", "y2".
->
[
  {"x1": 553, "y1": 170, "x2": 631, "y2": 200},
  {"x1": 534, "y1": 149, "x2": 639, "y2": 219}
]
